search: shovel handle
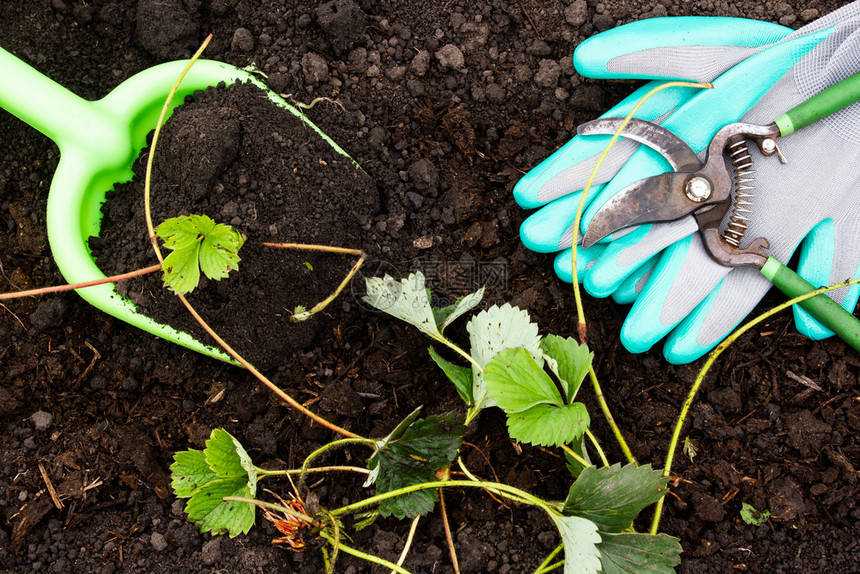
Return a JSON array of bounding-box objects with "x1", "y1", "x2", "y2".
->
[
  {"x1": 760, "y1": 256, "x2": 860, "y2": 352},
  {"x1": 774, "y1": 70, "x2": 860, "y2": 136}
]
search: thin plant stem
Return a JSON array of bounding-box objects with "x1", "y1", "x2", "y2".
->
[
  {"x1": 559, "y1": 444, "x2": 590, "y2": 469},
  {"x1": 139, "y1": 37, "x2": 362, "y2": 441},
  {"x1": 263, "y1": 242, "x2": 363, "y2": 255},
  {"x1": 330, "y1": 479, "x2": 557, "y2": 518},
  {"x1": 264, "y1": 242, "x2": 366, "y2": 323},
  {"x1": 568, "y1": 80, "x2": 713, "y2": 339},
  {"x1": 0, "y1": 264, "x2": 162, "y2": 300},
  {"x1": 439, "y1": 489, "x2": 461, "y2": 574},
  {"x1": 536, "y1": 561, "x2": 564, "y2": 573},
  {"x1": 319, "y1": 532, "x2": 413, "y2": 574},
  {"x1": 588, "y1": 366, "x2": 637, "y2": 464},
  {"x1": 568, "y1": 81, "x2": 712, "y2": 465},
  {"x1": 320, "y1": 507, "x2": 340, "y2": 574},
  {"x1": 456, "y1": 457, "x2": 533, "y2": 506},
  {"x1": 534, "y1": 544, "x2": 564, "y2": 574},
  {"x1": 260, "y1": 465, "x2": 370, "y2": 476},
  {"x1": 144, "y1": 35, "x2": 213, "y2": 262},
  {"x1": 292, "y1": 253, "x2": 366, "y2": 322},
  {"x1": 649, "y1": 277, "x2": 860, "y2": 534},
  {"x1": 584, "y1": 428, "x2": 610, "y2": 467},
  {"x1": 394, "y1": 516, "x2": 420, "y2": 572},
  {"x1": 298, "y1": 438, "x2": 376, "y2": 488}
]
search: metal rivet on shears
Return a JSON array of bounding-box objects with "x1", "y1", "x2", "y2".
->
[{"x1": 685, "y1": 176, "x2": 712, "y2": 202}]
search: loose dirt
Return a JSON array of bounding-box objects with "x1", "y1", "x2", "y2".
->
[{"x1": 1, "y1": 1, "x2": 858, "y2": 573}]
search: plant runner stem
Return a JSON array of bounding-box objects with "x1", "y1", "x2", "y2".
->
[
  {"x1": 175, "y1": 291, "x2": 364, "y2": 439},
  {"x1": 140, "y1": 37, "x2": 362, "y2": 441},
  {"x1": 319, "y1": 532, "x2": 413, "y2": 574},
  {"x1": 330, "y1": 479, "x2": 557, "y2": 518},
  {"x1": 650, "y1": 277, "x2": 860, "y2": 535},
  {"x1": 588, "y1": 366, "x2": 636, "y2": 464},
  {"x1": 0, "y1": 263, "x2": 162, "y2": 300}
]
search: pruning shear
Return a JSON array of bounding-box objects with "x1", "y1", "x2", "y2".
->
[{"x1": 581, "y1": 70, "x2": 860, "y2": 352}]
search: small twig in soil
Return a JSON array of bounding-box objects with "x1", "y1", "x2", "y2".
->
[{"x1": 38, "y1": 464, "x2": 63, "y2": 510}]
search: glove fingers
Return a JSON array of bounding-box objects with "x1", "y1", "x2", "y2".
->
[
  {"x1": 619, "y1": 234, "x2": 730, "y2": 354},
  {"x1": 519, "y1": 190, "x2": 589, "y2": 252},
  {"x1": 612, "y1": 257, "x2": 657, "y2": 305},
  {"x1": 552, "y1": 244, "x2": 608, "y2": 284},
  {"x1": 575, "y1": 17, "x2": 791, "y2": 81},
  {"x1": 794, "y1": 218, "x2": 860, "y2": 339},
  {"x1": 663, "y1": 267, "x2": 771, "y2": 364},
  {"x1": 584, "y1": 217, "x2": 699, "y2": 298},
  {"x1": 580, "y1": 28, "x2": 837, "y2": 233},
  {"x1": 514, "y1": 81, "x2": 698, "y2": 209}
]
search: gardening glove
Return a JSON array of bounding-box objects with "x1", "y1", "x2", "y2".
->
[
  {"x1": 515, "y1": 16, "x2": 795, "y2": 288},
  {"x1": 582, "y1": 2, "x2": 860, "y2": 363}
]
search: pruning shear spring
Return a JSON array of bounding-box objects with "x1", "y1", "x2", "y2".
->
[{"x1": 581, "y1": 70, "x2": 860, "y2": 352}]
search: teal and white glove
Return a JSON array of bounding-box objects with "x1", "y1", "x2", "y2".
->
[
  {"x1": 515, "y1": 3, "x2": 860, "y2": 363},
  {"x1": 514, "y1": 16, "x2": 794, "y2": 282}
]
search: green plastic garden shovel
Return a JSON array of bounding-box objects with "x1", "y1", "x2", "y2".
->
[{"x1": 0, "y1": 47, "x2": 349, "y2": 363}]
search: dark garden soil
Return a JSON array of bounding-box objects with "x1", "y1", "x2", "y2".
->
[
  {"x1": 92, "y1": 81, "x2": 380, "y2": 370},
  {"x1": 1, "y1": 1, "x2": 858, "y2": 573}
]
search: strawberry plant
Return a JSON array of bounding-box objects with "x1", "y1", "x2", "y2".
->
[
  {"x1": 170, "y1": 272, "x2": 683, "y2": 574},
  {"x1": 156, "y1": 214, "x2": 245, "y2": 294}
]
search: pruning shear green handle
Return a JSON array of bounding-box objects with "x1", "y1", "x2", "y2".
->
[
  {"x1": 775, "y1": 70, "x2": 860, "y2": 135},
  {"x1": 580, "y1": 70, "x2": 860, "y2": 352}
]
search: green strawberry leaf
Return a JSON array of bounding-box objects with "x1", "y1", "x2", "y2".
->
[
  {"x1": 205, "y1": 429, "x2": 249, "y2": 479},
  {"x1": 428, "y1": 346, "x2": 474, "y2": 405},
  {"x1": 156, "y1": 214, "x2": 244, "y2": 294},
  {"x1": 157, "y1": 214, "x2": 215, "y2": 250},
  {"x1": 170, "y1": 449, "x2": 218, "y2": 498},
  {"x1": 184, "y1": 477, "x2": 255, "y2": 537},
  {"x1": 367, "y1": 411, "x2": 464, "y2": 519},
  {"x1": 484, "y1": 347, "x2": 563, "y2": 413},
  {"x1": 161, "y1": 243, "x2": 202, "y2": 295},
  {"x1": 199, "y1": 224, "x2": 245, "y2": 280},
  {"x1": 549, "y1": 514, "x2": 602, "y2": 574},
  {"x1": 506, "y1": 402, "x2": 590, "y2": 447},
  {"x1": 467, "y1": 303, "x2": 542, "y2": 411},
  {"x1": 564, "y1": 463, "x2": 668, "y2": 533},
  {"x1": 740, "y1": 502, "x2": 770, "y2": 526},
  {"x1": 540, "y1": 335, "x2": 593, "y2": 402},
  {"x1": 597, "y1": 532, "x2": 682, "y2": 574}
]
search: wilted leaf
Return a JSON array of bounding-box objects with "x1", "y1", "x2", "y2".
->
[
  {"x1": 549, "y1": 514, "x2": 602, "y2": 574},
  {"x1": 367, "y1": 412, "x2": 464, "y2": 519},
  {"x1": 363, "y1": 273, "x2": 441, "y2": 340},
  {"x1": 432, "y1": 289, "x2": 484, "y2": 333}
]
